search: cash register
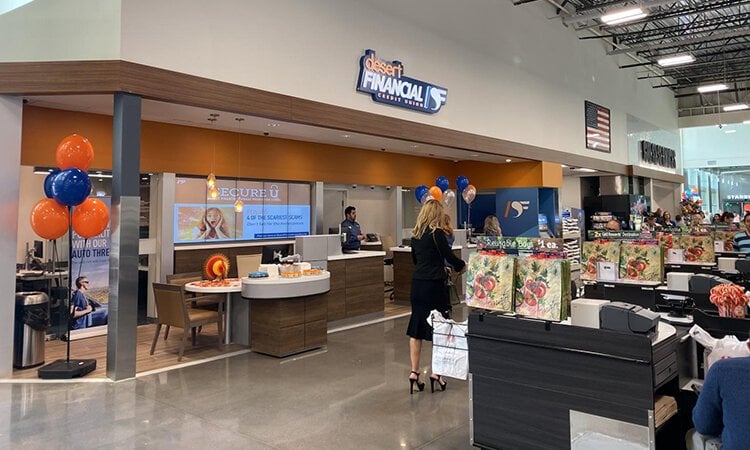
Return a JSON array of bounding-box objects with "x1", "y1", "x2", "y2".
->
[{"x1": 600, "y1": 301, "x2": 660, "y2": 341}]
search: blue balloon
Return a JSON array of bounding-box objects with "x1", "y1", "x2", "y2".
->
[
  {"x1": 436, "y1": 176, "x2": 449, "y2": 192},
  {"x1": 43, "y1": 169, "x2": 60, "y2": 199},
  {"x1": 415, "y1": 185, "x2": 429, "y2": 203},
  {"x1": 456, "y1": 176, "x2": 469, "y2": 193},
  {"x1": 51, "y1": 168, "x2": 91, "y2": 206}
]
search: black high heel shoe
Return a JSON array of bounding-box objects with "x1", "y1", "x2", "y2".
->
[
  {"x1": 430, "y1": 375, "x2": 447, "y2": 393},
  {"x1": 409, "y1": 371, "x2": 425, "y2": 394}
]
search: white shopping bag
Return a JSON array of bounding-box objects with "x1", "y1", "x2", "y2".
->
[
  {"x1": 428, "y1": 310, "x2": 469, "y2": 380},
  {"x1": 690, "y1": 324, "x2": 750, "y2": 372}
]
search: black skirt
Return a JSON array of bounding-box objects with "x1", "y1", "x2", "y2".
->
[{"x1": 406, "y1": 278, "x2": 450, "y2": 340}]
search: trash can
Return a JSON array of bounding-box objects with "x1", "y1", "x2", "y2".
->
[{"x1": 14, "y1": 292, "x2": 49, "y2": 369}]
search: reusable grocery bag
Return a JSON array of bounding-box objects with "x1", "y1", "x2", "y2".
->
[
  {"x1": 581, "y1": 240, "x2": 620, "y2": 281},
  {"x1": 428, "y1": 310, "x2": 468, "y2": 380},
  {"x1": 465, "y1": 252, "x2": 516, "y2": 312},
  {"x1": 619, "y1": 243, "x2": 664, "y2": 282},
  {"x1": 514, "y1": 255, "x2": 570, "y2": 321},
  {"x1": 677, "y1": 235, "x2": 715, "y2": 263}
]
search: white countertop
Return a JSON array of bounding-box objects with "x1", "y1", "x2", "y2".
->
[
  {"x1": 184, "y1": 279, "x2": 242, "y2": 293},
  {"x1": 665, "y1": 261, "x2": 716, "y2": 267},
  {"x1": 328, "y1": 250, "x2": 386, "y2": 260},
  {"x1": 361, "y1": 241, "x2": 382, "y2": 246},
  {"x1": 390, "y1": 245, "x2": 463, "y2": 253},
  {"x1": 595, "y1": 279, "x2": 663, "y2": 287},
  {"x1": 241, "y1": 272, "x2": 330, "y2": 299}
]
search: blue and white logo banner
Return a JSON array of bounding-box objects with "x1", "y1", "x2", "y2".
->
[{"x1": 356, "y1": 49, "x2": 447, "y2": 114}]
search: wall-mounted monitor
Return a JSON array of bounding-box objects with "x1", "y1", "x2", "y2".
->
[
  {"x1": 174, "y1": 177, "x2": 311, "y2": 243},
  {"x1": 261, "y1": 244, "x2": 290, "y2": 264}
]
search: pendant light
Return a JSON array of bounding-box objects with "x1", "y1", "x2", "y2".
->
[
  {"x1": 206, "y1": 113, "x2": 219, "y2": 193},
  {"x1": 234, "y1": 117, "x2": 245, "y2": 213}
]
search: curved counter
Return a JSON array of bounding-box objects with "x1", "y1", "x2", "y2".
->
[
  {"x1": 241, "y1": 272, "x2": 330, "y2": 299},
  {"x1": 240, "y1": 273, "x2": 331, "y2": 358}
]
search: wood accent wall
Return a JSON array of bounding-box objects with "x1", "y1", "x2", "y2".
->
[
  {"x1": 324, "y1": 256, "x2": 384, "y2": 321},
  {"x1": 2, "y1": 60, "x2": 687, "y2": 183},
  {"x1": 21, "y1": 106, "x2": 562, "y2": 189}
]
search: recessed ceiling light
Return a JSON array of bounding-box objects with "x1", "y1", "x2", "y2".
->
[
  {"x1": 725, "y1": 129, "x2": 737, "y2": 134},
  {"x1": 744, "y1": 120, "x2": 750, "y2": 124},
  {"x1": 410, "y1": 144, "x2": 419, "y2": 148},
  {"x1": 267, "y1": 123, "x2": 280, "y2": 127},
  {"x1": 506, "y1": 159, "x2": 512, "y2": 163},
  {"x1": 561, "y1": 164, "x2": 568, "y2": 168},
  {"x1": 601, "y1": 7, "x2": 647, "y2": 25},
  {"x1": 573, "y1": 168, "x2": 597, "y2": 173},
  {"x1": 96, "y1": 171, "x2": 102, "y2": 174},
  {"x1": 141, "y1": 177, "x2": 148, "y2": 180},
  {"x1": 341, "y1": 134, "x2": 351, "y2": 138},
  {"x1": 723, "y1": 104, "x2": 749, "y2": 112},
  {"x1": 657, "y1": 54, "x2": 695, "y2": 67},
  {"x1": 697, "y1": 83, "x2": 728, "y2": 93},
  {"x1": 470, "y1": 154, "x2": 479, "y2": 157}
]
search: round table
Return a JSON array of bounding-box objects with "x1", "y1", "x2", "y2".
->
[{"x1": 184, "y1": 278, "x2": 242, "y2": 344}]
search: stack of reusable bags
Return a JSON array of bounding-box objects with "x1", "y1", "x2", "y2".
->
[
  {"x1": 465, "y1": 252, "x2": 516, "y2": 313},
  {"x1": 581, "y1": 240, "x2": 621, "y2": 281}
]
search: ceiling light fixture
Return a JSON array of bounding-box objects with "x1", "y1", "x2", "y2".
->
[
  {"x1": 573, "y1": 168, "x2": 597, "y2": 173},
  {"x1": 657, "y1": 54, "x2": 695, "y2": 67},
  {"x1": 207, "y1": 113, "x2": 219, "y2": 199},
  {"x1": 506, "y1": 159, "x2": 512, "y2": 163},
  {"x1": 743, "y1": 120, "x2": 750, "y2": 124},
  {"x1": 341, "y1": 134, "x2": 351, "y2": 138},
  {"x1": 601, "y1": 7, "x2": 647, "y2": 25},
  {"x1": 267, "y1": 123, "x2": 279, "y2": 127},
  {"x1": 725, "y1": 129, "x2": 737, "y2": 134},
  {"x1": 697, "y1": 83, "x2": 728, "y2": 93},
  {"x1": 234, "y1": 117, "x2": 245, "y2": 213},
  {"x1": 723, "y1": 104, "x2": 749, "y2": 112},
  {"x1": 561, "y1": 164, "x2": 568, "y2": 168}
]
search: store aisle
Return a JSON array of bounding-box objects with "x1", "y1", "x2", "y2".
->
[{"x1": 0, "y1": 315, "x2": 473, "y2": 449}]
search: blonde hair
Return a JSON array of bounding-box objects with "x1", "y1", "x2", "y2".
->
[
  {"x1": 484, "y1": 215, "x2": 501, "y2": 236},
  {"x1": 441, "y1": 213, "x2": 454, "y2": 237},
  {"x1": 412, "y1": 200, "x2": 445, "y2": 238}
]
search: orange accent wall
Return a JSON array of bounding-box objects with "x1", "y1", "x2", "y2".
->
[{"x1": 21, "y1": 106, "x2": 562, "y2": 188}]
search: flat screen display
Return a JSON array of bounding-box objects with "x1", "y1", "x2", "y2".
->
[{"x1": 174, "y1": 177, "x2": 311, "y2": 243}]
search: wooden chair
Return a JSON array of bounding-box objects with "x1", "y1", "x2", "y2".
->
[
  {"x1": 151, "y1": 283, "x2": 224, "y2": 361},
  {"x1": 165, "y1": 272, "x2": 224, "y2": 339},
  {"x1": 236, "y1": 254, "x2": 262, "y2": 277}
]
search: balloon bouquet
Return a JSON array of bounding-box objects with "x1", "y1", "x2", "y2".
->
[
  {"x1": 30, "y1": 135, "x2": 109, "y2": 376},
  {"x1": 414, "y1": 175, "x2": 476, "y2": 232}
]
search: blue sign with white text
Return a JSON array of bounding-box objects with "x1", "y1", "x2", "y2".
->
[
  {"x1": 356, "y1": 49, "x2": 447, "y2": 114},
  {"x1": 496, "y1": 188, "x2": 540, "y2": 237}
]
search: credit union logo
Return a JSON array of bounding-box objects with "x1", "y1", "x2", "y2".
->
[
  {"x1": 356, "y1": 49, "x2": 448, "y2": 114},
  {"x1": 504, "y1": 200, "x2": 530, "y2": 218}
]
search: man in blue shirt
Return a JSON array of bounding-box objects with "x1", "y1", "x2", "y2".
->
[
  {"x1": 732, "y1": 212, "x2": 750, "y2": 253},
  {"x1": 341, "y1": 206, "x2": 364, "y2": 251},
  {"x1": 692, "y1": 355, "x2": 750, "y2": 450},
  {"x1": 70, "y1": 276, "x2": 92, "y2": 329}
]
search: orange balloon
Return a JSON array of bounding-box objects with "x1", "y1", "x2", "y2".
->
[
  {"x1": 72, "y1": 198, "x2": 109, "y2": 238},
  {"x1": 30, "y1": 199, "x2": 69, "y2": 240},
  {"x1": 56, "y1": 134, "x2": 94, "y2": 171},
  {"x1": 429, "y1": 186, "x2": 443, "y2": 202}
]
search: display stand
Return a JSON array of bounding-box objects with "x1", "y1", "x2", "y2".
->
[
  {"x1": 467, "y1": 310, "x2": 681, "y2": 449},
  {"x1": 38, "y1": 209, "x2": 96, "y2": 379}
]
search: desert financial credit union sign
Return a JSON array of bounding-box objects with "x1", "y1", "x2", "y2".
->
[{"x1": 356, "y1": 49, "x2": 448, "y2": 114}]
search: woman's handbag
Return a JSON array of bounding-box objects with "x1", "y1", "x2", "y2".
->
[
  {"x1": 445, "y1": 267, "x2": 462, "y2": 305},
  {"x1": 427, "y1": 309, "x2": 468, "y2": 380}
]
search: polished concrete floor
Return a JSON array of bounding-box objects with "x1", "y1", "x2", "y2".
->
[{"x1": 0, "y1": 314, "x2": 473, "y2": 449}]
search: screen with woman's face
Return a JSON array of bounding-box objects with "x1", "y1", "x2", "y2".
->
[{"x1": 174, "y1": 177, "x2": 311, "y2": 243}]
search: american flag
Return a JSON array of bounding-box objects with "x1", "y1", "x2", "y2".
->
[{"x1": 585, "y1": 101, "x2": 610, "y2": 153}]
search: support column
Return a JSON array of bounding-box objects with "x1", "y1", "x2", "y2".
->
[
  {"x1": 0, "y1": 96, "x2": 22, "y2": 377},
  {"x1": 107, "y1": 93, "x2": 141, "y2": 381}
]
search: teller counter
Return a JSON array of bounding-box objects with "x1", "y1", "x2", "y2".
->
[
  {"x1": 325, "y1": 250, "x2": 386, "y2": 323},
  {"x1": 390, "y1": 246, "x2": 464, "y2": 304}
]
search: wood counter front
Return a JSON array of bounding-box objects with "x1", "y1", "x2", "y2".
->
[
  {"x1": 325, "y1": 255, "x2": 384, "y2": 322},
  {"x1": 392, "y1": 248, "x2": 462, "y2": 304}
]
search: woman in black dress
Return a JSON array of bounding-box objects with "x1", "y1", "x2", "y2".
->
[{"x1": 407, "y1": 200, "x2": 466, "y2": 394}]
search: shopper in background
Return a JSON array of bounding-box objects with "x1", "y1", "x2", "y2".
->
[
  {"x1": 605, "y1": 219, "x2": 621, "y2": 231},
  {"x1": 483, "y1": 215, "x2": 502, "y2": 237},
  {"x1": 721, "y1": 212, "x2": 737, "y2": 230},
  {"x1": 712, "y1": 213, "x2": 722, "y2": 224},
  {"x1": 689, "y1": 354, "x2": 750, "y2": 450},
  {"x1": 641, "y1": 214, "x2": 660, "y2": 232},
  {"x1": 341, "y1": 206, "x2": 364, "y2": 251},
  {"x1": 407, "y1": 200, "x2": 465, "y2": 394},
  {"x1": 662, "y1": 211, "x2": 676, "y2": 227},
  {"x1": 732, "y1": 213, "x2": 750, "y2": 253},
  {"x1": 441, "y1": 214, "x2": 455, "y2": 246},
  {"x1": 675, "y1": 215, "x2": 686, "y2": 227}
]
